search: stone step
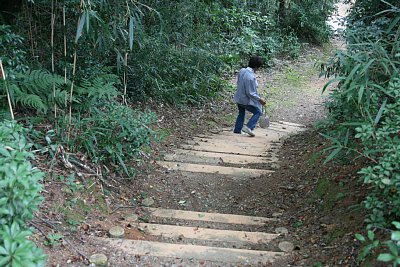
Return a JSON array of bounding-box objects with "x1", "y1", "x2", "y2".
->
[
  {"x1": 163, "y1": 149, "x2": 276, "y2": 165},
  {"x1": 189, "y1": 136, "x2": 282, "y2": 146},
  {"x1": 277, "y1": 120, "x2": 307, "y2": 128},
  {"x1": 196, "y1": 131, "x2": 282, "y2": 140},
  {"x1": 180, "y1": 143, "x2": 269, "y2": 156},
  {"x1": 138, "y1": 223, "x2": 280, "y2": 245},
  {"x1": 96, "y1": 238, "x2": 285, "y2": 265},
  {"x1": 147, "y1": 208, "x2": 277, "y2": 226},
  {"x1": 158, "y1": 161, "x2": 273, "y2": 177}
]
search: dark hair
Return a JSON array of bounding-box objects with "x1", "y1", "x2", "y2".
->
[{"x1": 248, "y1": 55, "x2": 263, "y2": 69}]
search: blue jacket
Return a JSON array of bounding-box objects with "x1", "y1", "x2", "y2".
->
[{"x1": 233, "y1": 67, "x2": 261, "y2": 109}]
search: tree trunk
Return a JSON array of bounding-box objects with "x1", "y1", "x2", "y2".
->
[{"x1": 278, "y1": 0, "x2": 286, "y2": 22}]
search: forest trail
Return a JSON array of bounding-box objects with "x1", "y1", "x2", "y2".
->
[
  {"x1": 44, "y1": 43, "x2": 340, "y2": 267},
  {"x1": 43, "y1": 41, "x2": 363, "y2": 266},
  {"x1": 89, "y1": 122, "x2": 307, "y2": 266},
  {"x1": 43, "y1": 4, "x2": 356, "y2": 266}
]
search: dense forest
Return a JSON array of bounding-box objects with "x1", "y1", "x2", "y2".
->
[{"x1": 0, "y1": 0, "x2": 399, "y2": 266}]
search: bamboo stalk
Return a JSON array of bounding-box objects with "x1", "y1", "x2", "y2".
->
[
  {"x1": 63, "y1": 4, "x2": 67, "y2": 86},
  {"x1": 67, "y1": 0, "x2": 84, "y2": 142},
  {"x1": 51, "y1": 0, "x2": 57, "y2": 119},
  {"x1": 0, "y1": 60, "x2": 15, "y2": 120},
  {"x1": 123, "y1": 52, "x2": 128, "y2": 105},
  {"x1": 67, "y1": 49, "x2": 77, "y2": 142},
  {"x1": 27, "y1": 4, "x2": 35, "y2": 58}
]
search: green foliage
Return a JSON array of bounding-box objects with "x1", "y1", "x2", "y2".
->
[
  {"x1": 0, "y1": 67, "x2": 121, "y2": 115},
  {"x1": 321, "y1": 1, "x2": 400, "y2": 264},
  {"x1": 282, "y1": 0, "x2": 336, "y2": 44},
  {"x1": 62, "y1": 102, "x2": 156, "y2": 176},
  {"x1": 43, "y1": 233, "x2": 64, "y2": 247},
  {"x1": 9, "y1": 0, "x2": 334, "y2": 106},
  {"x1": 355, "y1": 230, "x2": 380, "y2": 263},
  {"x1": 0, "y1": 121, "x2": 46, "y2": 266},
  {"x1": 377, "y1": 221, "x2": 400, "y2": 266},
  {"x1": 0, "y1": 222, "x2": 46, "y2": 267},
  {"x1": 3, "y1": 70, "x2": 66, "y2": 113},
  {"x1": 0, "y1": 25, "x2": 28, "y2": 76}
]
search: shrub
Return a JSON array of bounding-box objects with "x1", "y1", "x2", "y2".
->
[
  {"x1": 283, "y1": 0, "x2": 336, "y2": 44},
  {"x1": 321, "y1": 2, "x2": 400, "y2": 264},
  {"x1": 0, "y1": 121, "x2": 46, "y2": 266},
  {"x1": 62, "y1": 102, "x2": 157, "y2": 176}
]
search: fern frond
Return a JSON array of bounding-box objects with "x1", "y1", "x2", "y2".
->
[
  {"x1": 48, "y1": 89, "x2": 69, "y2": 108},
  {"x1": 15, "y1": 93, "x2": 47, "y2": 113},
  {"x1": 9, "y1": 70, "x2": 68, "y2": 113},
  {"x1": 75, "y1": 76, "x2": 120, "y2": 102}
]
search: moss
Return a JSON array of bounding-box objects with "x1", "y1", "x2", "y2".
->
[{"x1": 314, "y1": 177, "x2": 347, "y2": 212}]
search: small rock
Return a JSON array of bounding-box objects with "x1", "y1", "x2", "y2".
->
[
  {"x1": 275, "y1": 227, "x2": 289, "y2": 234},
  {"x1": 142, "y1": 198, "x2": 155, "y2": 207},
  {"x1": 272, "y1": 212, "x2": 283, "y2": 217},
  {"x1": 279, "y1": 241, "x2": 295, "y2": 252},
  {"x1": 126, "y1": 214, "x2": 139, "y2": 222},
  {"x1": 109, "y1": 226, "x2": 125, "y2": 238},
  {"x1": 89, "y1": 253, "x2": 108, "y2": 267}
]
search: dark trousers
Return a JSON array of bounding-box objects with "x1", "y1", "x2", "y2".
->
[{"x1": 233, "y1": 104, "x2": 262, "y2": 133}]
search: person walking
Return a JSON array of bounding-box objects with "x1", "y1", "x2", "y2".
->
[{"x1": 233, "y1": 55, "x2": 266, "y2": 137}]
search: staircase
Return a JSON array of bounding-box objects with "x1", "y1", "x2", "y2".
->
[{"x1": 95, "y1": 121, "x2": 306, "y2": 266}]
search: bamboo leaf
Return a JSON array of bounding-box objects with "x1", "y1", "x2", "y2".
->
[
  {"x1": 387, "y1": 15, "x2": 400, "y2": 33},
  {"x1": 319, "y1": 133, "x2": 341, "y2": 145},
  {"x1": 75, "y1": 13, "x2": 86, "y2": 43},
  {"x1": 342, "y1": 64, "x2": 361, "y2": 89},
  {"x1": 374, "y1": 98, "x2": 387, "y2": 125},
  {"x1": 360, "y1": 59, "x2": 375, "y2": 77},
  {"x1": 322, "y1": 77, "x2": 344, "y2": 94},
  {"x1": 358, "y1": 84, "x2": 365, "y2": 103},
  {"x1": 344, "y1": 129, "x2": 350, "y2": 147},
  {"x1": 85, "y1": 11, "x2": 90, "y2": 33},
  {"x1": 129, "y1": 16, "x2": 135, "y2": 50},
  {"x1": 324, "y1": 147, "x2": 342, "y2": 164}
]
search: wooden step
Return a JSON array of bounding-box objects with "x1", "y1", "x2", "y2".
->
[
  {"x1": 138, "y1": 223, "x2": 280, "y2": 244},
  {"x1": 163, "y1": 149, "x2": 276, "y2": 165},
  {"x1": 158, "y1": 161, "x2": 273, "y2": 177},
  {"x1": 147, "y1": 208, "x2": 277, "y2": 226},
  {"x1": 96, "y1": 238, "x2": 285, "y2": 264},
  {"x1": 180, "y1": 143, "x2": 269, "y2": 156}
]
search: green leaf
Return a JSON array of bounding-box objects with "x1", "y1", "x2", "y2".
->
[
  {"x1": 342, "y1": 64, "x2": 361, "y2": 89},
  {"x1": 355, "y1": 233, "x2": 366, "y2": 242},
  {"x1": 391, "y1": 231, "x2": 400, "y2": 241},
  {"x1": 367, "y1": 230, "x2": 375, "y2": 241},
  {"x1": 129, "y1": 16, "x2": 134, "y2": 50},
  {"x1": 324, "y1": 147, "x2": 342, "y2": 164},
  {"x1": 392, "y1": 222, "x2": 400, "y2": 229},
  {"x1": 386, "y1": 9, "x2": 400, "y2": 33},
  {"x1": 322, "y1": 77, "x2": 344, "y2": 94},
  {"x1": 344, "y1": 129, "x2": 350, "y2": 147},
  {"x1": 378, "y1": 253, "x2": 394, "y2": 262},
  {"x1": 0, "y1": 147, "x2": 11, "y2": 157},
  {"x1": 85, "y1": 11, "x2": 90, "y2": 33},
  {"x1": 374, "y1": 98, "x2": 387, "y2": 125},
  {"x1": 75, "y1": 13, "x2": 86, "y2": 43},
  {"x1": 357, "y1": 84, "x2": 365, "y2": 104}
]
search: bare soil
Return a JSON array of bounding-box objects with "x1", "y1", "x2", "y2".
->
[{"x1": 32, "y1": 43, "x2": 368, "y2": 267}]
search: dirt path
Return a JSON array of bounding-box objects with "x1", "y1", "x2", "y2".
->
[{"x1": 40, "y1": 6, "x2": 365, "y2": 264}]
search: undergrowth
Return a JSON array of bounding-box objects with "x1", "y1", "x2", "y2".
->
[{"x1": 320, "y1": 1, "x2": 400, "y2": 265}]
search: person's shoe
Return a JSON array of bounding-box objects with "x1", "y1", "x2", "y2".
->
[{"x1": 242, "y1": 125, "x2": 255, "y2": 137}]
